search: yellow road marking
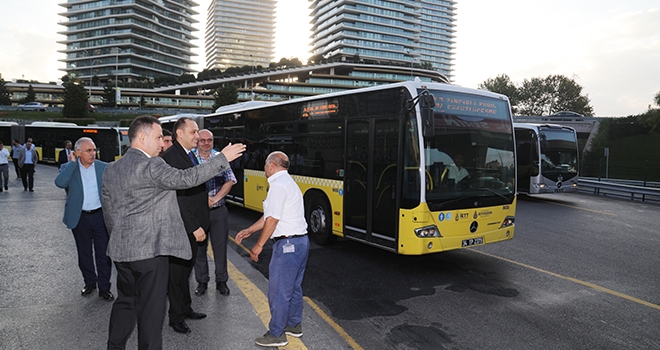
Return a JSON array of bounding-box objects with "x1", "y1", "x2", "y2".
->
[
  {"x1": 304, "y1": 297, "x2": 365, "y2": 350},
  {"x1": 214, "y1": 236, "x2": 362, "y2": 349},
  {"x1": 472, "y1": 249, "x2": 660, "y2": 311}
]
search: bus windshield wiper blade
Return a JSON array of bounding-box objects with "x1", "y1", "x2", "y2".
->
[{"x1": 477, "y1": 187, "x2": 509, "y2": 200}]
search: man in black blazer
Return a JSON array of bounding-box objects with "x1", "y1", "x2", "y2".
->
[
  {"x1": 161, "y1": 117, "x2": 210, "y2": 334},
  {"x1": 58, "y1": 140, "x2": 73, "y2": 169}
]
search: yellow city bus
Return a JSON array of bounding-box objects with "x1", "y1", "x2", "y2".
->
[{"x1": 167, "y1": 81, "x2": 517, "y2": 255}]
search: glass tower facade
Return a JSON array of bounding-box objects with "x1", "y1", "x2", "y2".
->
[
  {"x1": 57, "y1": 0, "x2": 199, "y2": 82},
  {"x1": 205, "y1": 0, "x2": 275, "y2": 70},
  {"x1": 310, "y1": 0, "x2": 455, "y2": 79}
]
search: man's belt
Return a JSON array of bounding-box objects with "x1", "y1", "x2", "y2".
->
[{"x1": 272, "y1": 234, "x2": 306, "y2": 242}]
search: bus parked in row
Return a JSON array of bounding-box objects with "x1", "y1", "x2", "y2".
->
[
  {"x1": 3, "y1": 122, "x2": 128, "y2": 163},
  {"x1": 514, "y1": 123, "x2": 579, "y2": 194},
  {"x1": 162, "y1": 81, "x2": 517, "y2": 255}
]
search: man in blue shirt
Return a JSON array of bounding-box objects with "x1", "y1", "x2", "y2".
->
[{"x1": 55, "y1": 137, "x2": 113, "y2": 300}]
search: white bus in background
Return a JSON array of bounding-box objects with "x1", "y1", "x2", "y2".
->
[{"x1": 514, "y1": 123, "x2": 579, "y2": 194}]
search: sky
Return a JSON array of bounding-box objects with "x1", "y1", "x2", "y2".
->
[{"x1": 0, "y1": 0, "x2": 658, "y2": 117}]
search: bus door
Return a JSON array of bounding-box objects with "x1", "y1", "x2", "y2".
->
[
  {"x1": 344, "y1": 118, "x2": 399, "y2": 250},
  {"x1": 515, "y1": 128, "x2": 534, "y2": 193}
]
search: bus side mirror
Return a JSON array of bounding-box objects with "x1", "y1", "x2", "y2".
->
[
  {"x1": 422, "y1": 108, "x2": 435, "y2": 138},
  {"x1": 420, "y1": 94, "x2": 436, "y2": 138}
]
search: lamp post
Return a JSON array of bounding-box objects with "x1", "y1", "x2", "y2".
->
[
  {"x1": 89, "y1": 59, "x2": 102, "y2": 100},
  {"x1": 406, "y1": 50, "x2": 413, "y2": 79},
  {"x1": 114, "y1": 47, "x2": 121, "y2": 111},
  {"x1": 250, "y1": 54, "x2": 254, "y2": 101}
]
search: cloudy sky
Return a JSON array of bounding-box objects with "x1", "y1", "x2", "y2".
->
[{"x1": 1, "y1": 0, "x2": 658, "y2": 116}]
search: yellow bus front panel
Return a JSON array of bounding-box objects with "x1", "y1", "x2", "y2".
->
[{"x1": 397, "y1": 198, "x2": 517, "y2": 255}]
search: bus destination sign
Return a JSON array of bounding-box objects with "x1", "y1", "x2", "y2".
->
[
  {"x1": 302, "y1": 100, "x2": 339, "y2": 118},
  {"x1": 426, "y1": 90, "x2": 510, "y2": 120}
]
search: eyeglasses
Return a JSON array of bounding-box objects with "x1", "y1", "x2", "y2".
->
[{"x1": 199, "y1": 138, "x2": 213, "y2": 143}]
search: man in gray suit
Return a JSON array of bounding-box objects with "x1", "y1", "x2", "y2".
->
[{"x1": 102, "y1": 116, "x2": 245, "y2": 350}]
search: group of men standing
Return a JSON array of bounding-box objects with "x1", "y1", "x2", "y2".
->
[
  {"x1": 0, "y1": 138, "x2": 39, "y2": 192},
  {"x1": 54, "y1": 115, "x2": 310, "y2": 349}
]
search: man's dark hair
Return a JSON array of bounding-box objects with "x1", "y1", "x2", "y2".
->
[
  {"x1": 173, "y1": 117, "x2": 193, "y2": 136},
  {"x1": 162, "y1": 128, "x2": 172, "y2": 137},
  {"x1": 128, "y1": 115, "x2": 161, "y2": 143}
]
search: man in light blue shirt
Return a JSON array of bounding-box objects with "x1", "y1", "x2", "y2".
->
[
  {"x1": 18, "y1": 138, "x2": 38, "y2": 192},
  {"x1": 55, "y1": 137, "x2": 113, "y2": 300}
]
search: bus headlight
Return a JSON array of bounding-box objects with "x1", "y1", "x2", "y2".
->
[
  {"x1": 415, "y1": 225, "x2": 440, "y2": 238},
  {"x1": 500, "y1": 216, "x2": 515, "y2": 228}
]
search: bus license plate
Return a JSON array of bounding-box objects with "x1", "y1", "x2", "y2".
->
[
  {"x1": 554, "y1": 189, "x2": 565, "y2": 193},
  {"x1": 462, "y1": 237, "x2": 484, "y2": 247}
]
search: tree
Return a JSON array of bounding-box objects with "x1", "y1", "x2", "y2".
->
[
  {"x1": 0, "y1": 78, "x2": 11, "y2": 105},
  {"x1": 420, "y1": 61, "x2": 433, "y2": 70},
  {"x1": 638, "y1": 108, "x2": 660, "y2": 134},
  {"x1": 654, "y1": 91, "x2": 660, "y2": 107},
  {"x1": 307, "y1": 54, "x2": 324, "y2": 65},
  {"x1": 212, "y1": 85, "x2": 238, "y2": 111},
  {"x1": 101, "y1": 85, "x2": 116, "y2": 107},
  {"x1": 21, "y1": 84, "x2": 36, "y2": 104},
  {"x1": 517, "y1": 75, "x2": 593, "y2": 116},
  {"x1": 61, "y1": 81, "x2": 89, "y2": 118},
  {"x1": 276, "y1": 57, "x2": 303, "y2": 68},
  {"x1": 478, "y1": 74, "x2": 520, "y2": 114}
]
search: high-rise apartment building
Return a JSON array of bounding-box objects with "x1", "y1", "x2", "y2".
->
[
  {"x1": 205, "y1": 0, "x2": 276, "y2": 70},
  {"x1": 57, "y1": 0, "x2": 199, "y2": 83},
  {"x1": 310, "y1": 0, "x2": 455, "y2": 79}
]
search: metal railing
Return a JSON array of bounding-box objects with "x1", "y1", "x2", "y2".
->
[{"x1": 578, "y1": 177, "x2": 660, "y2": 204}]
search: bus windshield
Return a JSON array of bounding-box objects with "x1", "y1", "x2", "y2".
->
[
  {"x1": 539, "y1": 128, "x2": 578, "y2": 181},
  {"x1": 422, "y1": 90, "x2": 515, "y2": 211}
]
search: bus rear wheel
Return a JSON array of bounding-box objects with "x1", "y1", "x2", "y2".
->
[{"x1": 307, "y1": 197, "x2": 335, "y2": 246}]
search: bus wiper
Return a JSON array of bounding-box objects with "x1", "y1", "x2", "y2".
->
[
  {"x1": 477, "y1": 187, "x2": 509, "y2": 200},
  {"x1": 427, "y1": 197, "x2": 466, "y2": 211}
]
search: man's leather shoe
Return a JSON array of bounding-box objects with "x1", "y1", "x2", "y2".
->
[
  {"x1": 194, "y1": 282, "x2": 207, "y2": 295},
  {"x1": 216, "y1": 281, "x2": 230, "y2": 296},
  {"x1": 81, "y1": 284, "x2": 96, "y2": 295},
  {"x1": 169, "y1": 321, "x2": 191, "y2": 334},
  {"x1": 99, "y1": 290, "x2": 114, "y2": 301},
  {"x1": 186, "y1": 311, "x2": 207, "y2": 320}
]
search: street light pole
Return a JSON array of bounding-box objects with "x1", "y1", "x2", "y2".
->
[
  {"x1": 250, "y1": 54, "x2": 254, "y2": 101},
  {"x1": 406, "y1": 50, "x2": 413, "y2": 79},
  {"x1": 83, "y1": 50, "x2": 92, "y2": 99},
  {"x1": 114, "y1": 47, "x2": 121, "y2": 111},
  {"x1": 89, "y1": 59, "x2": 102, "y2": 101}
]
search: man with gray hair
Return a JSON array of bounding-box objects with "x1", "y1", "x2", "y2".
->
[
  {"x1": 236, "y1": 151, "x2": 310, "y2": 347},
  {"x1": 55, "y1": 137, "x2": 113, "y2": 300}
]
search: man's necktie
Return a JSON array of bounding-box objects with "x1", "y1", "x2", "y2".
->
[{"x1": 188, "y1": 152, "x2": 198, "y2": 166}]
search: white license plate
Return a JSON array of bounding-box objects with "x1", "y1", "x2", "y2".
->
[
  {"x1": 462, "y1": 237, "x2": 484, "y2": 247},
  {"x1": 554, "y1": 188, "x2": 565, "y2": 193}
]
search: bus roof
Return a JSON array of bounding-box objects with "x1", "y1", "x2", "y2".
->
[
  {"x1": 206, "y1": 81, "x2": 511, "y2": 117},
  {"x1": 514, "y1": 122, "x2": 577, "y2": 132}
]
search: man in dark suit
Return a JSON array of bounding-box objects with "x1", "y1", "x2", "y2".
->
[
  {"x1": 161, "y1": 117, "x2": 210, "y2": 334},
  {"x1": 58, "y1": 140, "x2": 73, "y2": 169},
  {"x1": 18, "y1": 138, "x2": 38, "y2": 192},
  {"x1": 102, "y1": 116, "x2": 245, "y2": 349},
  {"x1": 54, "y1": 137, "x2": 113, "y2": 300}
]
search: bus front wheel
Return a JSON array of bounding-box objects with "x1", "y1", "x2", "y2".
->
[{"x1": 307, "y1": 197, "x2": 335, "y2": 246}]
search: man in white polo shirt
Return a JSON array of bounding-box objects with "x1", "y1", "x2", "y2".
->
[
  {"x1": 0, "y1": 141, "x2": 9, "y2": 192},
  {"x1": 18, "y1": 138, "x2": 38, "y2": 192},
  {"x1": 236, "y1": 151, "x2": 309, "y2": 348}
]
